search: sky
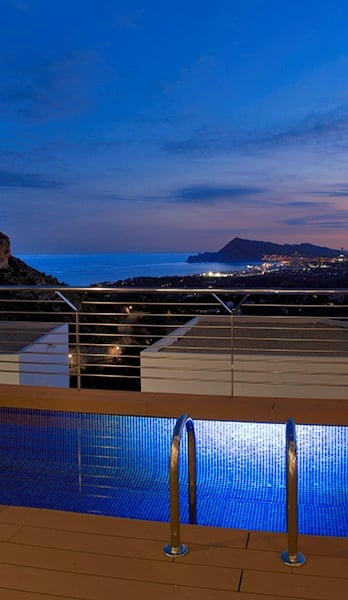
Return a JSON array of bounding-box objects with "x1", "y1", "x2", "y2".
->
[{"x1": 2, "y1": 0, "x2": 348, "y2": 254}]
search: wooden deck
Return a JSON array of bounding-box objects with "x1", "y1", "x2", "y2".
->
[
  {"x1": 0, "y1": 506, "x2": 347, "y2": 600},
  {"x1": 0, "y1": 384, "x2": 347, "y2": 599}
]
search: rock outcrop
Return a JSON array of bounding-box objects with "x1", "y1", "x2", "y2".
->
[
  {"x1": 0, "y1": 232, "x2": 64, "y2": 285},
  {"x1": 0, "y1": 232, "x2": 11, "y2": 269}
]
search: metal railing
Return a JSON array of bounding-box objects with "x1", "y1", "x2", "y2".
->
[
  {"x1": 0, "y1": 285, "x2": 347, "y2": 396},
  {"x1": 164, "y1": 414, "x2": 196, "y2": 557},
  {"x1": 281, "y1": 418, "x2": 306, "y2": 566}
]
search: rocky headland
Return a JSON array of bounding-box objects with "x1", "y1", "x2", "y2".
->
[
  {"x1": 0, "y1": 232, "x2": 65, "y2": 286},
  {"x1": 187, "y1": 237, "x2": 345, "y2": 263}
]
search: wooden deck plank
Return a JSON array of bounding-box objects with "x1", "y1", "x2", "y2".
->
[
  {"x1": 0, "y1": 590, "x2": 77, "y2": 600},
  {"x1": 248, "y1": 532, "x2": 348, "y2": 557},
  {"x1": 0, "y1": 541, "x2": 241, "y2": 591},
  {"x1": 0, "y1": 582, "x2": 277, "y2": 600},
  {"x1": 0, "y1": 507, "x2": 248, "y2": 548},
  {"x1": 0, "y1": 562, "x2": 240, "y2": 600},
  {"x1": 10, "y1": 526, "x2": 286, "y2": 573},
  {"x1": 10, "y1": 525, "x2": 348, "y2": 580},
  {"x1": 241, "y1": 569, "x2": 348, "y2": 600},
  {"x1": 0, "y1": 523, "x2": 22, "y2": 542}
]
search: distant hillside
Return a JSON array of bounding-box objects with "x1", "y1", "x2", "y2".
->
[
  {"x1": 0, "y1": 255, "x2": 65, "y2": 286},
  {"x1": 187, "y1": 237, "x2": 344, "y2": 263},
  {"x1": 0, "y1": 231, "x2": 65, "y2": 285}
]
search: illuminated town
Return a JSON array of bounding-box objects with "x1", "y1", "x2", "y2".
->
[{"x1": 202, "y1": 252, "x2": 348, "y2": 280}]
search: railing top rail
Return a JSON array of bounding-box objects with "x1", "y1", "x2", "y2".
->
[{"x1": 0, "y1": 285, "x2": 348, "y2": 295}]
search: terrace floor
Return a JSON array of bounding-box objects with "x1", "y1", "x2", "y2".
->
[
  {"x1": 0, "y1": 505, "x2": 347, "y2": 600},
  {"x1": 0, "y1": 384, "x2": 347, "y2": 599}
]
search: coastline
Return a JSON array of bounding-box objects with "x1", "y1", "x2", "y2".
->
[
  {"x1": 11, "y1": 250, "x2": 348, "y2": 290},
  {"x1": 17, "y1": 252, "x2": 263, "y2": 286},
  {"x1": 102, "y1": 260, "x2": 348, "y2": 290}
]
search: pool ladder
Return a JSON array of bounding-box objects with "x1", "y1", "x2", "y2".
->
[
  {"x1": 163, "y1": 413, "x2": 197, "y2": 557},
  {"x1": 281, "y1": 418, "x2": 306, "y2": 566},
  {"x1": 164, "y1": 414, "x2": 305, "y2": 565}
]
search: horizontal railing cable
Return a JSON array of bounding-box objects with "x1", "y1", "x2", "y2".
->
[{"x1": 0, "y1": 285, "x2": 347, "y2": 392}]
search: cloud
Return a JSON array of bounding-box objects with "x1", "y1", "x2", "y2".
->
[
  {"x1": 308, "y1": 184, "x2": 348, "y2": 198},
  {"x1": 280, "y1": 193, "x2": 348, "y2": 230},
  {"x1": 283, "y1": 200, "x2": 331, "y2": 211},
  {"x1": 284, "y1": 201, "x2": 319, "y2": 207},
  {"x1": 171, "y1": 184, "x2": 266, "y2": 203},
  {"x1": 250, "y1": 107, "x2": 348, "y2": 150},
  {"x1": 0, "y1": 169, "x2": 64, "y2": 189},
  {"x1": 84, "y1": 192, "x2": 131, "y2": 203},
  {"x1": 283, "y1": 212, "x2": 348, "y2": 229},
  {"x1": 81, "y1": 137, "x2": 134, "y2": 149},
  {"x1": 162, "y1": 105, "x2": 348, "y2": 157},
  {"x1": 0, "y1": 150, "x2": 24, "y2": 161},
  {"x1": 162, "y1": 130, "x2": 233, "y2": 156},
  {"x1": 316, "y1": 220, "x2": 348, "y2": 228},
  {"x1": 0, "y1": 50, "x2": 105, "y2": 120}
]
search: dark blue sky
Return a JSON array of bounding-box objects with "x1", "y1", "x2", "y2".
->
[{"x1": 2, "y1": 0, "x2": 348, "y2": 253}]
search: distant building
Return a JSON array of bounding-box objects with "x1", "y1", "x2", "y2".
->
[
  {"x1": 0, "y1": 321, "x2": 70, "y2": 387},
  {"x1": 140, "y1": 316, "x2": 348, "y2": 399}
]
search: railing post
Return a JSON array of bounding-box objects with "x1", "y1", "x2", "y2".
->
[
  {"x1": 164, "y1": 413, "x2": 196, "y2": 557},
  {"x1": 55, "y1": 291, "x2": 81, "y2": 390},
  {"x1": 75, "y1": 309, "x2": 81, "y2": 390},
  {"x1": 230, "y1": 313, "x2": 234, "y2": 396},
  {"x1": 281, "y1": 418, "x2": 306, "y2": 566}
]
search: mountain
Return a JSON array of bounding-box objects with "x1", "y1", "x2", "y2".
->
[{"x1": 187, "y1": 237, "x2": 345, "y2": 263}]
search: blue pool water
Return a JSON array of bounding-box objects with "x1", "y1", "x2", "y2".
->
[{"x1": 0, "y1": 408, "x2": 347, "y2": 536}]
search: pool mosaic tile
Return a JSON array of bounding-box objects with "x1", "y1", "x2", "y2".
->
[{"x1": 0, "y1": 407, "x2": 347, "y2": 536}]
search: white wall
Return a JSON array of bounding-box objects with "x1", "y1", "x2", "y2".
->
[
  {"x1": 233, "y1": 353, "x2": 348, "y2": 400},
  {"x1": 141, "y1": 351, "x2": 232, "y2": 395},
  {"x1": 141, "y1": 348, "x2": 348, "y2": 399},
  {"x1": 19, "y1": 324, "x2": 70, "y2": 388},
  {"x1": 141, "y1": 317, "x2": 234, "y2": 395},
  {"x1": 0, "y1": 354, "x2": 20, "y2": 384}
]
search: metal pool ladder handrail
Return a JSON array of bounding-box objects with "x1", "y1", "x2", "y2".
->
[
  {"x1": 281, "y1": 418, "x2": 306, "y2": 567},
  {"x1": 164, "y1": 413, "x2": 197, "y2": 557}
]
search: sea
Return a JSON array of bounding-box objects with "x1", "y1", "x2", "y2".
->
[{"x1": 17, "y1": 252, "x2": 262, "y2": 286}]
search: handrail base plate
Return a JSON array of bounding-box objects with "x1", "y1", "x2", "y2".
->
[
  {"x1": 163, "y1": 543, "x2": 188, "y2": 558},
  {"x1": 280, "y1": 550, "x2": 306, "y2": 567}
]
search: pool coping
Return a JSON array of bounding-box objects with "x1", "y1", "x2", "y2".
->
[{"x1": 0, "y1": 383, "x2": 347, "y2": 426}]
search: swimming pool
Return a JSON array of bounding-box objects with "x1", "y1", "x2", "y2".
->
[{"x1": 0, "y1": 407, "x2": 347, "y2": 536}]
